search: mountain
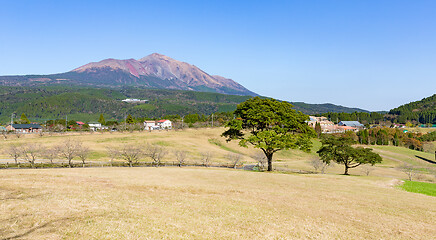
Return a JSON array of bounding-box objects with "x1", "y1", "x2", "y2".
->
[
  {"x1": 290, "y1": 102, "x2": 369, "y2": 114},
  {"x1": 388, "y1": 94, "x2": 436, "y2": 124},
  {"x1": 0, "y1": 53, "x2": 257, "y2": 96}
]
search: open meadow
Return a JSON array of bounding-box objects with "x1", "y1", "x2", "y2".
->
[
  {"x1": 1, "y1": 128, "x2": 435, "y2": 180},
  {"x1": 1, "y1": 128, "x2": 436, "y2": 239},
  {"x1": 1, "y1": 167, "x2": 435, "y2": 239}
]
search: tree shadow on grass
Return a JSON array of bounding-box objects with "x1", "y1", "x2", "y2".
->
[
  {"x1": 415, "y1": 155, "x2": 436, "y2": 164},
  {"x1": 0, "y1": 216, "x2": 73, "y2": 240}
]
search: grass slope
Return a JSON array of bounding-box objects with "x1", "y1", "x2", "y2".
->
[
  {"x1": 1, "y1": 128, "x2": 435, "y2": 180},
  {"x1": 1, "y1": 168, "x2": 435, "y2": 239}
]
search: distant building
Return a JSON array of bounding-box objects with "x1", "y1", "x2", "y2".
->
[
  {"x1": 338, "y1": 121, "x2": 364, "y2": 129},
  {"x1": 157, "y1": 119, "x2": 172, "y2": 129},
  {"x1": 143, "y1": 119, "x2": 172, "y2": 130},
  {"x1": 6, "y1": 124, "x2": 43, "y2": 133},
  {"x1": 144, "y1": 121, "x2": 158, "y2": 131},
  {"x1": 88, "y1": 122, "x2": 106, "y2": 131},
  {"x1": 122, "y1": 99, "x2": 148, "y2": 103},
  {"x1": 307, "y1": 116, "x2": 334, "y2": 133}
]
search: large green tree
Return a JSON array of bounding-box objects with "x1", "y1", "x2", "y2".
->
[
  {"x1": 126, "y1": 114, "x2": 134, "y2": 124},
  {"x1": 19, "y1": 113, "x2": 30, "y2": 124},
  {"x1": 98, "y1": 113, "x2": 106, "y2": 125},
  {"x1": 317, "y1": 136, "x2": 382, "y2": 175},
  {"x1": 222, "y1": 97, "x2": 315, "y2": 171}
]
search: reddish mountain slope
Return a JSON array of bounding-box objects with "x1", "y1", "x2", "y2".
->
[{"x1": 72, "y1": 53, "x2": 256, "y2": 95}]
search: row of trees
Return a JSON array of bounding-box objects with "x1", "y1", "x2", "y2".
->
[
  {"x1": 321, "y1": 112, "x2": 385, "y2": 125},
  {"x1": 4, "y1": 139, "x2": 89, "y2": 168}
]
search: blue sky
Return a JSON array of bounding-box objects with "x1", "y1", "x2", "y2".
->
[{"x1": 0, "y1": 0, "x2": 435, "y2": 111}]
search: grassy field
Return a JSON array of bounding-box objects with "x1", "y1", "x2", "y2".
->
[
  {"x1": 1, "y1": 167, "x2": 435, "y2": 239},
  {"x1": 1, "y1": 128, "x2": 435, "y2": 180},
  {"x1": 1, "y1": 129, "x2": 436, "y2": 239}
]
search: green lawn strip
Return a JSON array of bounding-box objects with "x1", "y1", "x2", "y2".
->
[{"x1": 399, "y1": 180, "x2": 436, "y2": 197}]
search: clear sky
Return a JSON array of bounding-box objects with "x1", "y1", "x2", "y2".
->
[{"x1": 1, "y1": 0, "x2": 435, "y2": 111}]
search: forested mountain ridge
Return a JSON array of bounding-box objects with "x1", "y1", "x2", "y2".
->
[
  {"x1": 389, "y1": 94, "x2": 436, "y2": 124},
  {"x1": 0, "y1": 86, "x2": 370, "y2": 123}
]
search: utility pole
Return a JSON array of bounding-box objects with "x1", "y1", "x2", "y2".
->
[
  {"x1": 11, "y1": 113, "x2": 15, "y2": 125},
  {"x1": 211, "y1": 113, "x2": 214, "y2": 128},
  {"x1": 66, "y1": 115, "x2": 68, "y2": 130},
  {"x1": 124, "y1": 113, "x2": 127, "y2": 131}
]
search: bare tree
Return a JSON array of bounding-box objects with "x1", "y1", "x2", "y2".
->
[
  {"x1": 119, "y1": 145, "x2": 142, "y2": 167},
  {"x1": 226, "y1": 153, "x2": 242, "y2": 169},
  {"x1": 2, "y1": 131, "x2": 8, "y2": 140},
  {"x1": 310, "y1": 157, "x2": 331, "y2": 174},
  {"x1": 15, "y1": 132, "x2": 23, "y2": 139},
  {"x1": 57, "y1": 139, "x2": 81, "y2": 167},
  {"x1": 6, "y1": 144, "x2": 21, "y2": 164},
  {"x1": 106, "y1": 146, "x2": 119, "y2": 167},
  {"x1": 21, "y1": 144, "x2": 40, "y2": 168},
  {"x1": 146, "y1": 144, "x2": 167, "y2": 167},
  {"x1": 253, "y1": 152, "x2": 267, "y2": 171},
  {"x1": 77, "y1": 145, "x2": 90, "y2": 168},
  {"x1": 201, "y1": 152, "x2": 213, "y2": 167},
  {"x1": 400, "y1": 164, "x2": 418, "y2": 181},
  {"x1": 174, "y1": 150, "x2": 187, "y2": 167},
  {"x1": 361, "y1": 165, "x2": 375, "y2": 176},
  {"x1": 42, "y1": 146, "x2": 58, "y2": 164}
]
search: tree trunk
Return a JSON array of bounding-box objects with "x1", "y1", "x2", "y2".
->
[
  {"x1": 266, "y1": 152, "x2": 273, "y2": 171},
  {"x1": 68, "y1": 159, "x2": 72, "y2": 168},
  {"x1": 129, "y1": 161, "x2": 132, "y2": 167},
  {"x1": 344, "y1": 165, "x2": 349, "y2": 175}
]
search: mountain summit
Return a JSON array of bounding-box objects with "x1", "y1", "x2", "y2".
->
[
  {"x1": 0, "y1": 53, "x2": 256, "y2": 96},
  {"x1": 69, "y1": 53, "x2": 256, "y2": 96}
]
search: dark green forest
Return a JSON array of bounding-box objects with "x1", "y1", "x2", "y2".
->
[
  {"x1": 389, "y1": 94, "x2": 436, "y2": 124},
  {"x1": 0, "y1": 86, "x2": 251, "y2": 123}
]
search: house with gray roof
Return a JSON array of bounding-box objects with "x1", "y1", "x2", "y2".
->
[
  {"x1": 338, "y1": 121, "x2": 364, "y2": 129},
  {"x1": 6, "y1": 124, "x2": 43, "y2": 133}
]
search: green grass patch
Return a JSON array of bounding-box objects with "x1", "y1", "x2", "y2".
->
[
  {"x1": 208, "y1": 138, "x2": 241, "y2": 154},
  {"x1": 399, "y1": 180, "x2": 436, "y2": 197},
  {"x1": 155, "y1": 141, "x2": 172, "y2": 147}
]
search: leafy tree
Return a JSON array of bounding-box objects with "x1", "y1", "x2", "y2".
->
[
  {"x1": 98, "y1": 114, "x2": 106, "y2": 125},
  {"x1": 184, "y1": 114, "x2": 199, "y2": 124},
  {"x1": 19, "y1": 113, "x2": 30, "y2": 124},
  {"x1": 314, "y1": 122, "x2": 322, "y2": 138},
  {"x1": 126, "y1": 114, "x2": 134, "y2": 124},
  {"x1": 222, "y1": 97, "x2": 315, "y2": 171},
  {"x1": 317, "y1": 136, "x2": 382, "y2": 175}
]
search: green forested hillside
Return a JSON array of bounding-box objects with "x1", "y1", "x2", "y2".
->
[
  {"x1": 0, "y1": 86, "x2": 374, "y2": 124},
  {"x1": 0, "y1": 86, "x2": 251, "y2": 123},
  {"x1": 389, "y1": 94, "x2": 436, "y2": 124}
]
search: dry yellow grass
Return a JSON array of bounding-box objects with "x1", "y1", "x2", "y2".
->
[
  {"x1": 1, "y1": 129, "x2": 436, "y2": 239},
  {"x1": 1, "y1": 128, "x2": 435, "y2": 181},
  {"x1": 1, "y1": 167, "x2": 435, "y2": 239}
]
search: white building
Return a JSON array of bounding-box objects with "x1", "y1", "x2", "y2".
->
[
  {"x1": 157, "y1": 120, "x2": 172, "y2": 129},
  {"x1": 143, "y1": 119, "x2": 172, "y2": 131},
  {"x1": 88, "y1": 122, "x2": 102, "y2": 131},
  {"x1": 122, "y1": 99, "x2": 148, "y2": 103},
  {"x1": 144, "y1": 121, "x2": 158, "y2": 131}
]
